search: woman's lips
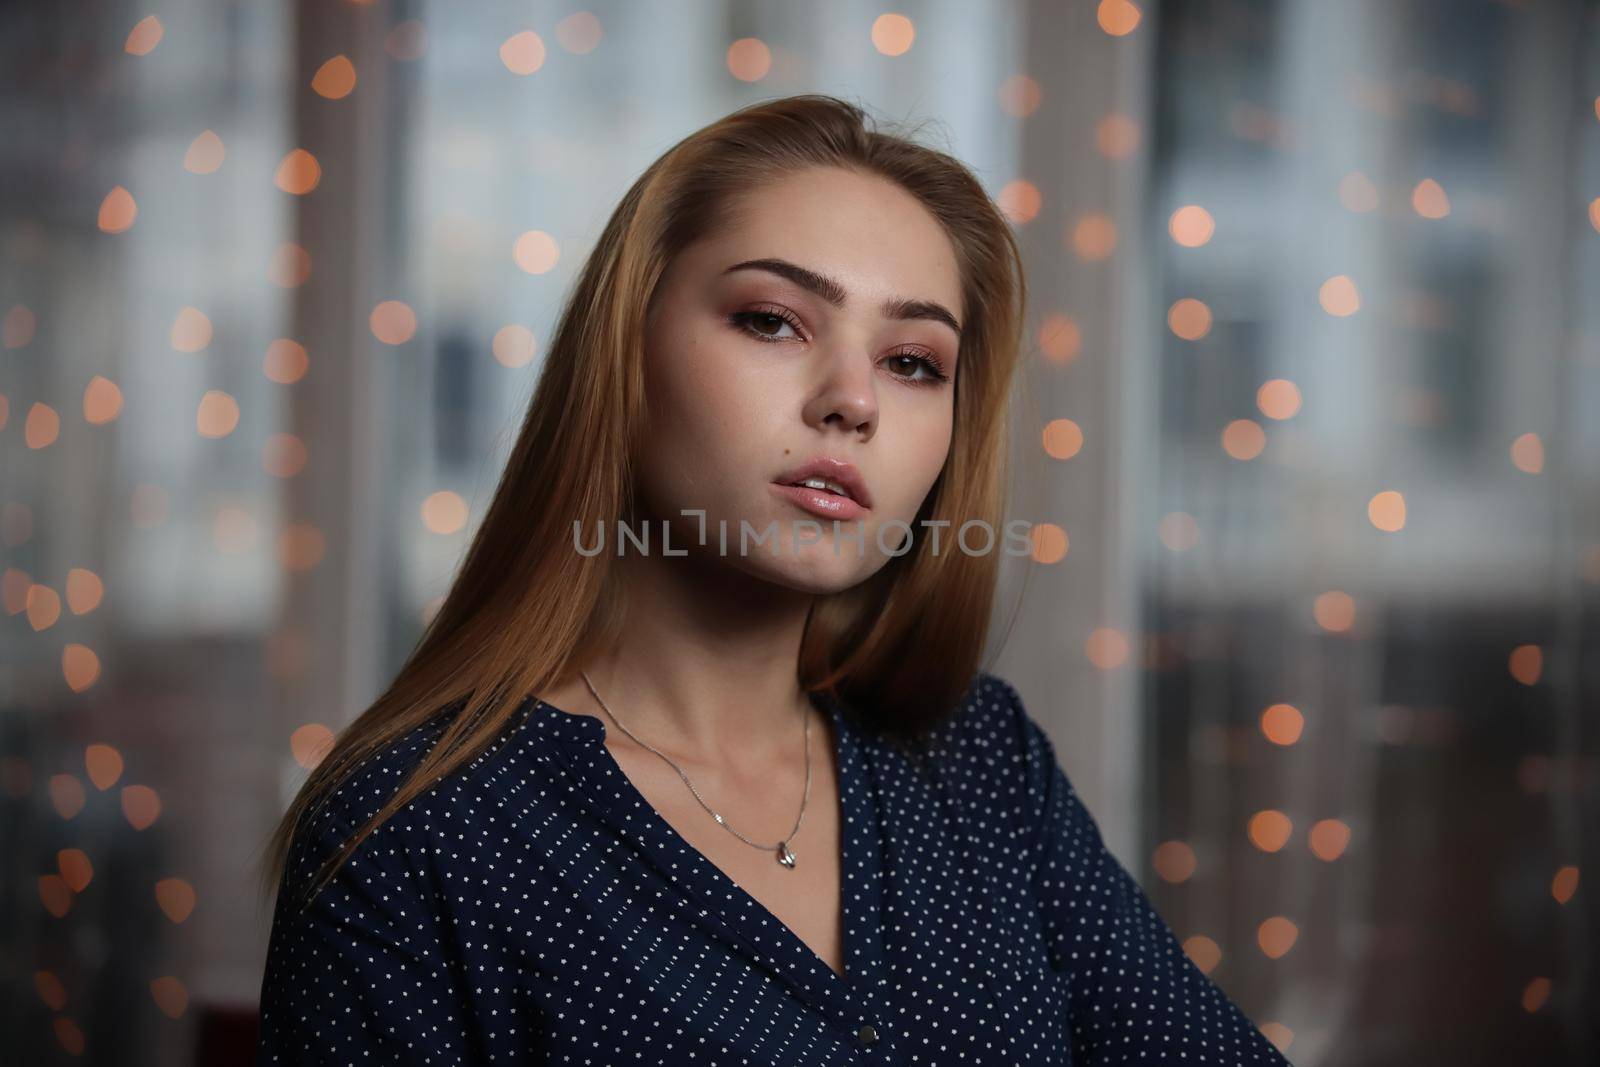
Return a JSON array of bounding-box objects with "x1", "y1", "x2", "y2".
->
[{"x1": 770, "y1": 481, "x2": 869, "y2": 521}]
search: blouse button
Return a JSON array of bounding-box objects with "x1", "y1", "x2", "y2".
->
[{"x1": 856, "y1": 1023, "x2": 878, "y2": 1046}]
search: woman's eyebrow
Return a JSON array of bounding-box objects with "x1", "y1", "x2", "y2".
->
[{"x1": 720, "y1": 257, "x2": 962, "y2": 338}]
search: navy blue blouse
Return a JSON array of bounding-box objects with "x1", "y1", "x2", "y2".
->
[{"x1": 257, "y1": 672, "x2": 1292, "y2": 1065}]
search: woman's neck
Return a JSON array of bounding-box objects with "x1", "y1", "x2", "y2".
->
[{"x1": 563, "y1": 546, "x2": 818, "y2": 765}]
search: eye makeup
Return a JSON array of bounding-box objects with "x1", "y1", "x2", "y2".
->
[{"x1": 725, "y1": 305, "x2": 952, "y2": 388}]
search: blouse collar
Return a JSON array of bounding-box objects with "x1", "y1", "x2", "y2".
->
[{"x1": 521, "y1": 688, "x2": 848, "y2": 746}]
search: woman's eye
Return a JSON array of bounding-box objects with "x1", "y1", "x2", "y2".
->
[
  {"x1": 885, "y1": 352, "x2": 951, "y2": 386},
  {"x1": 730, "y1": 310, "x2": 800, "y2": 341}
]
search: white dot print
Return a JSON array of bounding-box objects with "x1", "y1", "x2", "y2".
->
[{"x1": 257, "y1": 672, "x2": 1292, "y2": 1064}]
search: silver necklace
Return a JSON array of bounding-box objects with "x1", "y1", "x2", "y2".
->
[{"x1": 579, "y1": 670, "x2": 812, "y2": 869}]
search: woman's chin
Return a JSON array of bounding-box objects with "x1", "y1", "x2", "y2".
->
[{"x1": 721, "y1": 545, "x2": 880, "y2": 596}]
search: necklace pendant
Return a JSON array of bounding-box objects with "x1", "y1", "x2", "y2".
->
[{"x1": 776, "y1": 840, "x2": 797, "y2": 868}]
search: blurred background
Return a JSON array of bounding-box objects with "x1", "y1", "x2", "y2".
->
[{"x1": 2, "y1": 0, "x2": 1597, "y2": 1063}]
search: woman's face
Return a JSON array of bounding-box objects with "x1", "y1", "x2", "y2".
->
[{"x1": 636, "y1": 164, "x2": 964, "y2": 594}]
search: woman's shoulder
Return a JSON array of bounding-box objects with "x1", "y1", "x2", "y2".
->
[
  {"x1": 934, "y1": 669, "x2": 1039, "y2": 762},
  {"x1": 921, "y1": 670, "x2": 1068, "y2": 831},
  {"x1": 285, "y1": 698, "x2": 539, "y2": 879}
]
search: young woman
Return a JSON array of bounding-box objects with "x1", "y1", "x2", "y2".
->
[{"x1": 255, "y1": 93, "x2": 1292, "y2": 1065}]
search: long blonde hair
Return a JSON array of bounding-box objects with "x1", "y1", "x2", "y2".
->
[{"x1": 256, "y1": 92, "x2": 1029, "y2": 913}]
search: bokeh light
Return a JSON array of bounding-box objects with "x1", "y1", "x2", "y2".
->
[
  {"x1": 1157, "y1": 511, "x2": 1199, "y2": 551},
  {"x1": 1182, "y1": 935, "x2": 1222, "y2": 974},
  {"x1": 1085, "y1": 627, "x2": 1129, "y2": 669},
  {"x1": 513, "y1": 230, "x2": 560, "y2": 274},
  {"x1": 154, "y1": 878, "x2": 196, "y2": 924},
  {"x1": 1367, "y1": 490, "x2": 1406, "y2": 532},
  {"x1": 274, "y1": 149, "x2": 322, "y2": 195},
  {"x1": 1096, "y1": 112, "x2": 1140, "y2": 158},
  {"x1": 1169, "y1": 205, "x2": 1215, "y2": 247},
  {"x1": 421, "y1": 490, "x2": 468, "y2": 534},
  {"x1": 311, "y1": 55, "x2": 357, "y2": 99},
  {"x1": 370, "y1": 300, "x2": 417, "y2": 344},
  {"x1": 1038, "y1": 313, "x2": 1081, "y2": 365},
  {"x1": 1318, "y1": 275, "x2": 1361, "y2": 316},
  {"x1": 264, "y1": 339, "x2": 310, "y2": 383},
  {"x1": 1167, "y1": 298, "x2": 1212, "y2": 340},
  {"x1": 97, "y1": 186, "x2": 137, "y2": 233},
  {"x1": 998, "y1": 180, "x2": 1042, "y2": 225},
  {"x1": 491, "y1": 325, "x2": 537, "y2": 367},
  {"x1": 1260, "y1": 704, "x2": 1304, "y2": 746},
  {"x1": 554, "y1": 12, "x2": 603, "y2": 54},
  {"x1": 290, "y1": 724, "x2": 335, "y2": 770},
  {"x1": 1221, "y1": 419, "x2": 1266, "y2": 460},
  {"x1": 84, "y1": 744, "x2": 123, "y2": 790},
  {"x1": 385, "y1": 20, "x2": 427, "y2": 61},
  {"x1": 83, "y1": 377, "x2": 123, "y2": 424},
  {"x1": 170, "y1": 307, "x2": 213, "y2": 352},
  {"x1": 1248, "y1": 810, "x2": 1293, "y2": 852},
  {"x1": 1308, "y1": 819, "x2": 1351, "y2": 862},
  {"x1": 1153, "y1": 840, "x2": 1197, "y2": 883},
  {"x1": 1412, "y1": 178, "x2": 1450, "y2": 219},
  {"x1": 1097, "y1": 0, "x2": 1142, "y2": 36},
  {"x1": 1256, "y1": 379, "x2": 1301, "y2": 420},
  {"x1": 1257, "y1": 917, "x2": 1299, "y2": 959},
  {"x1": 727, "y1": 38, "x2": 771, "y2": 82},
  {"x1": 1339, "y1": 171, "x2": 1378, "y2": 212},
  {"x1": 184, "y1": 130, "x2": 226, "y2": 173},
  {"x1": 871, "y1": 14, "x2": 915, "y2": 56},
  {"x1": 1041, "y1": 418, "x2": 1083, "y2": 460},
  {"x1": 124, "y1": 15, "x2": 163, "y2": 55},
  {"x1": 1070, "y1": 213, "x2": 1117, "y2": 260},
  {"x1": 500, "y1": 31, "x2": 546, "y2": 75},
  {"x1": 998, "y1": 74, "x2": 1042, "y2": 118},
  {"x1": 1313, "y1": 591, "x2": 1355, "y2": 632},
  {"x1": 1030, "y1": 522, "x2": 1068, "y2": 564}
]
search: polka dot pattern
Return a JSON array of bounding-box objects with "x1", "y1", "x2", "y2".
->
[{"x1": 257, "y1": 672, "x2": 1291, "y2": 1064}]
